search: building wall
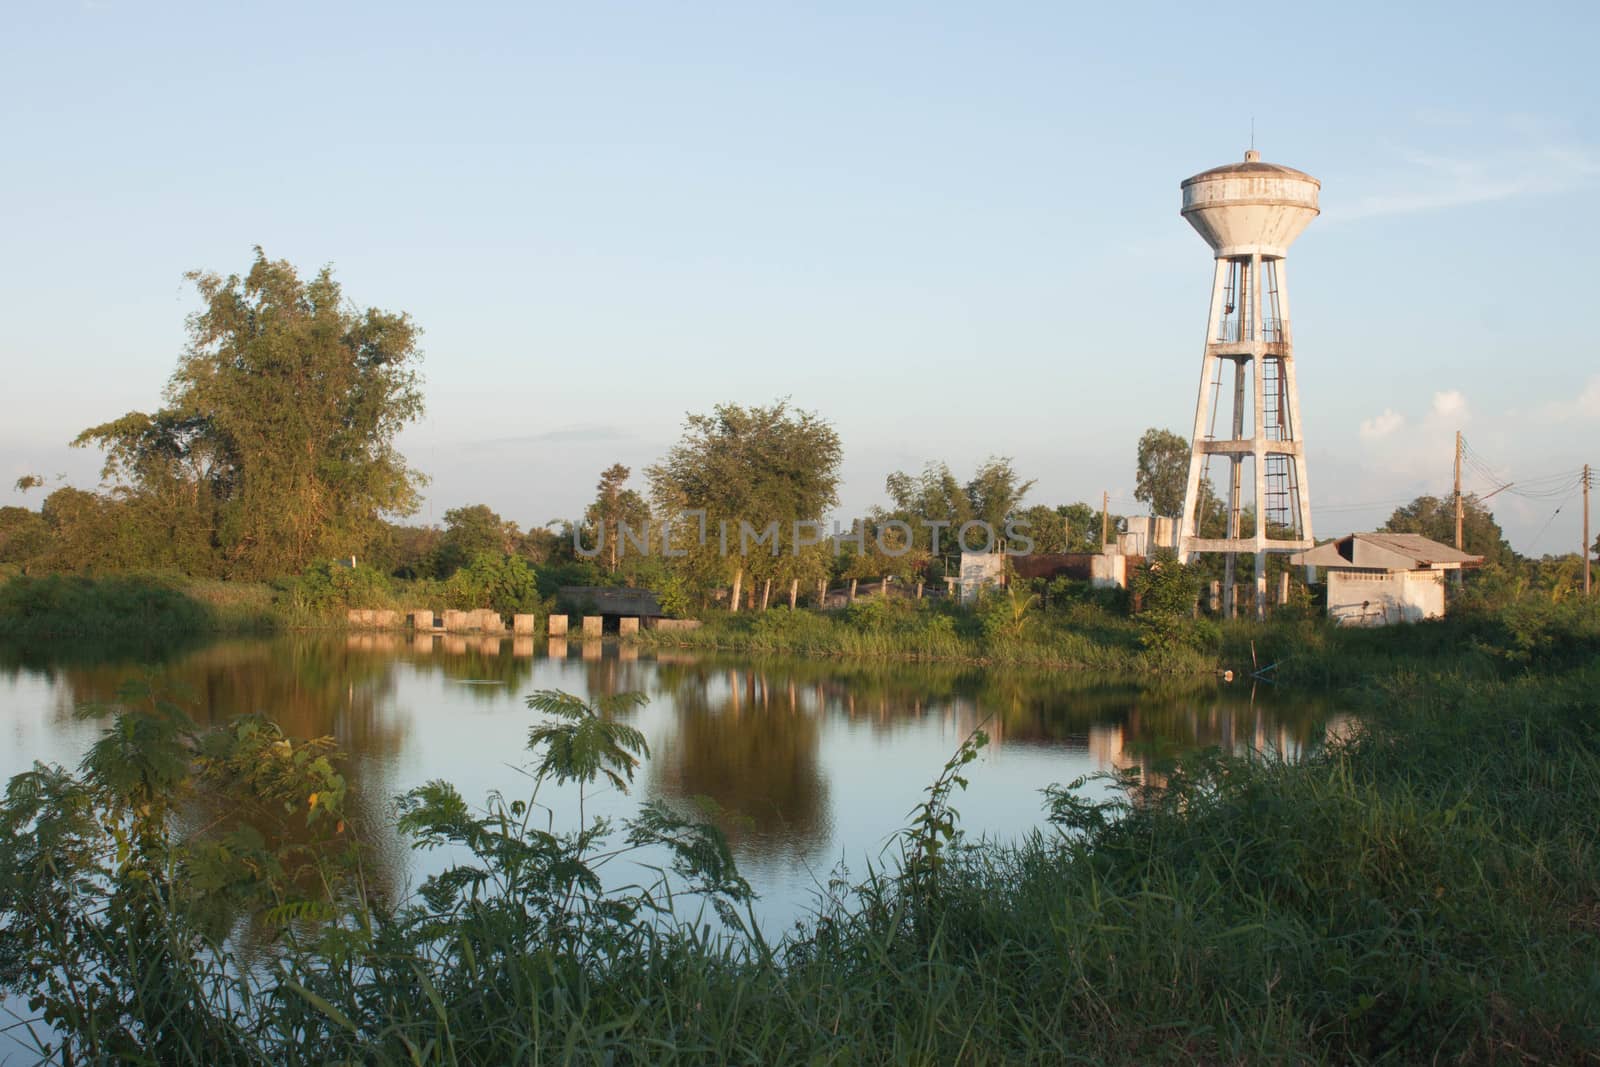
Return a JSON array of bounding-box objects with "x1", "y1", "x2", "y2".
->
[
  {"x1": 956, "y1": 552, "x2": 1008, "y2": 605},
  {"x1": 1327, "y1": 569, "x2": 1446, "y2": 626}
]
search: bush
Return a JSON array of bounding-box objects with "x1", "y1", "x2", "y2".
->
[
  {"x1": 1129, "y1": 553, "x2": 1208, "y2": 653},
  {"x1": 290, "y1": 560, "x2": 394, "y2": 614},
  {"x1": 447, "y1": 552, "x2": 548, "y2": 619}
]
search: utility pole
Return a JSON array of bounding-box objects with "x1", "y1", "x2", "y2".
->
[
  {"x1": 1453, "y1": 430, "x2": 1464, "y2": 551},
  {"x1": 1584, "y1": 464, "x2": 1592, "y2": 597},
  {"x1": 1101, "y1": 491, "x2": 1110, "y2": 550}
]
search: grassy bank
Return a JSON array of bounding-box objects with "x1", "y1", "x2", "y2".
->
[
  {"x1": 0, "y1": 573, "x2": 284, "y2": 639},
  {"x1": 2, "y1": 607, "x2": 1598, "y2": 1063},
  {"x1": 637, "y1": 597, "x2": 1220, "y2": 674}
]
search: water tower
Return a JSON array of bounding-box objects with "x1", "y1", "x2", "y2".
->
[{"x1": 1176, "y1": 149, "x2": 1319, "y2": 619}]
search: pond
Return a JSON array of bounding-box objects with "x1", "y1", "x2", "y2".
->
[
  {"x1": 1, "y1": 633, "x2": 1349, "y2": 1057},
  {"x1": 1, "y1": 633, "x2": 1338, "y2": 937}
]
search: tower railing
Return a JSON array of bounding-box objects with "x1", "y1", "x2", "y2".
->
[{"x1": 1212, "y1": 317, "x2": 1290, "y2": 344}]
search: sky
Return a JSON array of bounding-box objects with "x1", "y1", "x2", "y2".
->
[{"x1": 2, "y1": 0, "x2": 1597, "y2": 555}]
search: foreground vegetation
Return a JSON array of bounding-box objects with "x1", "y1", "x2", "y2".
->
[{"x1": 2, "y1": 605, "x2": 1597, "y2": 1063}]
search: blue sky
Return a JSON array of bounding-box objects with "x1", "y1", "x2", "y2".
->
[{"x1": 3, "y1": 0, "x2": 1597, "y2": 553}]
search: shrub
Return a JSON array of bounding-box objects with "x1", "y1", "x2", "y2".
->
[
  {"x1": 447, "y1": 552, "x2": 548, "y2": 619},
  {"x1": 290, "y1": 560, "x2": 393, "y2": 614}
]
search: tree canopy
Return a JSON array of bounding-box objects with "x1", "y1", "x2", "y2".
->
[
  {"x1": 74, "y1": 249, "x2": 426, "y2": 578},
  {"x1": 583, "y1": 464, "x2": 651, "y2": 573},
  {"x1": 1134, "y1": 428, "x2": 1189, "y2": 518},
  {"x1": 648, "y1": 401, "x2": 841, "y2": 609}
]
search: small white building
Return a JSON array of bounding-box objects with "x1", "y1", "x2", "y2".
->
[
  {"x1": 952, "y1": 551, "x2": 1008, "y2": 605},
  {"x1": 1289, "y1": 533, "x2": 1482, "y2": 626}
]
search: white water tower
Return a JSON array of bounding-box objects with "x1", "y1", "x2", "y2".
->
[{"x1": 1176, "y1": 150, "x2": 1319, "y2": 619}]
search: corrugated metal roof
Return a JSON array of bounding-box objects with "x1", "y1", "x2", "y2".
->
[
  {"x1": 1354, "y1": 532, "x2": 1483, "y2": 565},
  {"x1": 1289, "y1": 532, "x2": 1484, "y2": 570}
]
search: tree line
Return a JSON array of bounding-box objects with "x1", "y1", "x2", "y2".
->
[{"x1": 2, "y1": 250, "x2": 1575, "y2": 612}]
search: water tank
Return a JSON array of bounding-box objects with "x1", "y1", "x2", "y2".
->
[{"x1": 1180, "y1": 150, "x2": 1320, "y2": 258}]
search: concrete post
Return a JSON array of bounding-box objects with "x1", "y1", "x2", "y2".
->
[
  {"x1": 442, "y1": 610, "x2": 470, "y2": 632},
  {"x1": 408, "y1": 609, "x2": 434, "y2": 630},
  {"x1": 618, "y1": 617, "x2": 639, "y2": 636},
  {"x1": 582, "y1": 615, "x2": 603, "y2": 637},
  {"x1": 547, "y1": 614, "x2": 568, "y2": 636},
  {"x1": 512, "y1": 614, "x2": 538, "y2": 635}
]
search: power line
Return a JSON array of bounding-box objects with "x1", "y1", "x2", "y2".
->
[{"x1": 1526, "y1": 488, "x2": 1581, "y2": 555}]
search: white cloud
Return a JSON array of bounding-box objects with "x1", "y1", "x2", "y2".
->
[
  {"x1": 1359, "y1": 409, "x2": 1404, "y2": 440},
  {"x1": 1538, "y1": 375, "x2": 1600, "y2": 421},
  {"x1": 1353, "y1": 390, "x2": 1468, "y2": 482},
  {"x1": 1430, "y1": 390, "x2": 1468, "y2": 421}
]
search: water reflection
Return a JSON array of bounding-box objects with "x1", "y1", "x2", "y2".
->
[
  {"x1": 1, "y1": 635, "x2": 1335, "y2": 925},
  {"x1": 649, "y1": 664, "x2": 830, "y2": 861}
]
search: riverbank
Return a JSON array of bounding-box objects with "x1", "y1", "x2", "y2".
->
[
  {"x1": 0, "y1": 573, "x2": 285, "y2": 638},
  {"x1": 1, "y1": 605, "x2": 1596, "y2": 1062}
]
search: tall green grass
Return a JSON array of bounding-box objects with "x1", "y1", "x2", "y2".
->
[
  {"x1": 638, "y1": 600, "x2": 1218, "y2": 675},
  {"x1": 0, "y1": 573, "x2": 282, "y2": 638}
]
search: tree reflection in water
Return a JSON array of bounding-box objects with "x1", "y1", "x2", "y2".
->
[{"x1": 2, "y1": 635, "x2": 1336, "y2": 914}]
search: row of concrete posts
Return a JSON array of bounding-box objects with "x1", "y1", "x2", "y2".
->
[{"x1": 346, "y1": 610, "x2": 642, "y2": 636}]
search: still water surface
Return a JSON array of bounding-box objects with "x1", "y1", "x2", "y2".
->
[{"x1": 2, "y1": 633, "x2": 1336, "y2": 934}]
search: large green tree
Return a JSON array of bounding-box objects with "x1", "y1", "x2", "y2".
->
[
  {"x1": 583, "y1": 464, "x2": 651, "y2": 573},
  {"x1": 648, "y1": 401, "x2": 841, "y2": 611},
  {"x1": 75, "y1": 249, "x2": 425, "y2": 578},
  {"x1": 432, "y1": 505, "x2": 520, "y2": 578},
  {"x1": 1135, "y1": 428, "x2": 1190, "y2": 517}
]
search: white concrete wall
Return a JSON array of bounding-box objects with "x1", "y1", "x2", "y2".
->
[
  {"x1": 1091, "y1": 553, "x2": 1126, "y2": 589},
  {"x1": 1327, "y1": 569, "x2": 1446, "y2": 626},
  {"x1": 957, "y1": 552, "x2": 1007, "y2": 605}
]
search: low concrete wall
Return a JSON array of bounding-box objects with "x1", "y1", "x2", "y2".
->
[
  {"x1": 441, "y1": 609, "x2": 471, "y2": 632},
  {"x1": 618, "y1": 617, "x2": 639, "y2": 636},
  {"x1": 408, "y1": 609, "x2": 434, "y2": 629},
  {"x1": 582, "y1": 615, "x2": 603, "y2": 637},
  {"x1": 650, "y1": 618, "x2": 702, "y2": 632},
  {"x1": 475, "y1": 610, "x2": 505, "y2": 633},
  {"x1": 371, "y1": 609, "x2": 402, "y2": 629},
  {"x1": 547, "y1": 614, "x2": 569, "y2": 636}
]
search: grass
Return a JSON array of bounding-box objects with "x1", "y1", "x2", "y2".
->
[
  {"x1": 637, "y1": 597, "x2": 1220, "y2": 675},
  {"x1": 0, "y1": 573, "x2": 283, "y2": 639},
  {"x1": 4, "y1": 603, "x2": 1599, "y2": 1062}
]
